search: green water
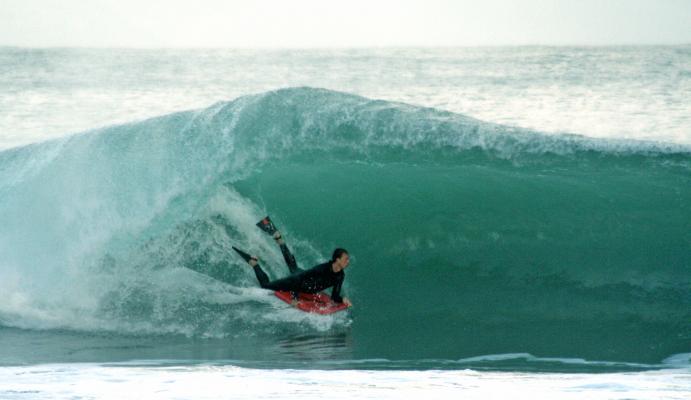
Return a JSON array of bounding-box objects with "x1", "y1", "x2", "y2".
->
[{"x1": 0, "y1": 88, "x2": 689, "y2": 369}]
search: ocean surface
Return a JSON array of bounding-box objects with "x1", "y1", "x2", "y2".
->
[{"x1": 0, "y1": 46, "x2": 690, "y2": 398}]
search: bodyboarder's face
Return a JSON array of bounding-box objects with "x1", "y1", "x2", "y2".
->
[{"x1": 335, "y1": 253, "x2": 350, "y2": 270}]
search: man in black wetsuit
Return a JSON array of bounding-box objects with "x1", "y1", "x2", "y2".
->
[{"x1": 245, "y1": 231, "x2": 352, "y2": 307}]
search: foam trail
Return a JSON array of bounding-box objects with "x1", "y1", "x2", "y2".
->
[{"x1": 1, "y1": 363, "x2": 689, "y2": 400}]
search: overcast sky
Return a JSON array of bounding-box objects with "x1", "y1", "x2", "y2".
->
[{"x1": 1, "y1": 0, "x2": 690, "y2": 48}]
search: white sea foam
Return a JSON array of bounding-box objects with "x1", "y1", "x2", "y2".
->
[
  {"x1": 663, "y1": 353, "x2": 691, "y2": 367},
  {"x1": 0, "y1": 363, "x2": 689, "y2": 400}
]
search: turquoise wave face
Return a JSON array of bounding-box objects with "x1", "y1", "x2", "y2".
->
[{"x1": 0, "y1": 88, "x2": 689, "y2": 364}]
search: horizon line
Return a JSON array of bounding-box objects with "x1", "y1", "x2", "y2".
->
[{"x1": 1, "y1": 42, "x2": 690, "y2": 51}]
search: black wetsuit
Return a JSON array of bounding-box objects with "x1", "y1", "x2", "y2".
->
[{"x1": 252, "y1": 244, "x2": 345, "y2": 303}]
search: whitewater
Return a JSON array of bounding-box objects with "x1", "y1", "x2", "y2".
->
[{"x1": 0, "y1": 46, "x2": 690, "y2": 398}]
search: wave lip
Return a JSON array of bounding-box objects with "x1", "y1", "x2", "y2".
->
[
  {"x1": 455, "y1": 353, "x2": 676, "y2": 370},
  {"x1": 221, "y1": 87, "x2": 691, "y2": 161}
]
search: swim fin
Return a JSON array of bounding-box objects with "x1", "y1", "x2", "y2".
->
[
  {"x1": 256, "y1": 216, "x2": 278, "y2": 235},
  {"x1": 232, "y1": 246, "x2": 254, "y2": 263}
]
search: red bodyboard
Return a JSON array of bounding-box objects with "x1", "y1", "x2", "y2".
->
[{"x1": 274, "y1": 291, "x2": 349, "y2": 315}]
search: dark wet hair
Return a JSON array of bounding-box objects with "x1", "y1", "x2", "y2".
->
[{"x1": 331, "y1": 248, "x2": 349, "y2": 262}]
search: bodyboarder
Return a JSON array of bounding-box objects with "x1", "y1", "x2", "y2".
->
[{"x1": 235, "y1": 217, "x2": 352, "y2": 307}]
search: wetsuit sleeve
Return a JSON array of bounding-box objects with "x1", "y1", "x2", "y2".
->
[{"x1": 330, "y1": 273, "x2": 344, "y2": 303}]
